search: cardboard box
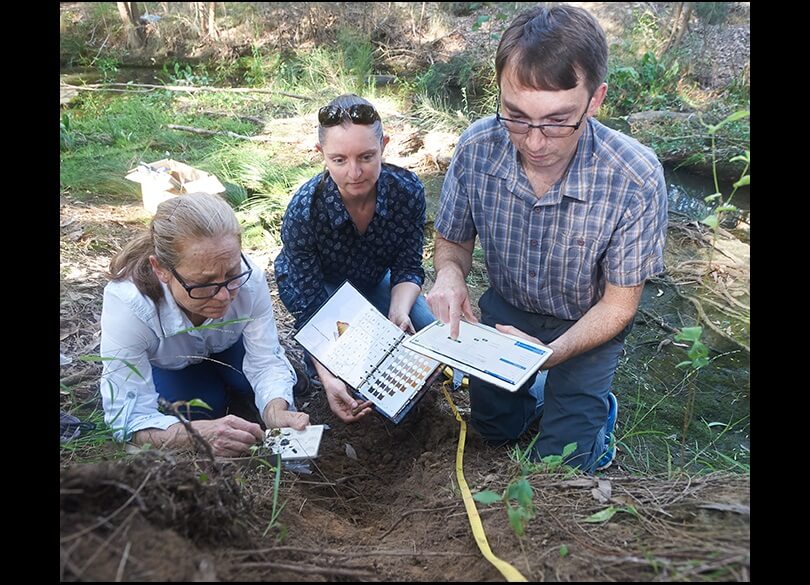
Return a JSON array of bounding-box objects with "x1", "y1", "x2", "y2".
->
[{"x1": 125, "y1": 158, "x2": 226, "y2": 214}]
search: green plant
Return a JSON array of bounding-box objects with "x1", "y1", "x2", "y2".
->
[
  {"x1": 606, "y1": 51, "x2": 683, "y2": 115},
  {"x1": 255, "y1": 453, "x2": 287, "y2": 539},
  {"x1": 673, "y1": 326, "x2": 709, "y2": 469},
  {"x1": 473, "y1": 441, "x2": 577, "y2": 537},
  {"x1": 96, "y1": 56, "x2": 120, "y2": 82},
  {"x1": 699, "y1": 111, "x2": 750, "y2": 274}
]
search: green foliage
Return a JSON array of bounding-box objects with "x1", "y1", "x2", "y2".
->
[
  {"x1": 159, "y1": 61, "x2": 212, "y2": 86},
  {"x1": 473, "y1": 441, "x2": 577, "y2": 538},
  {"x1": 674, "y1": 327, "x2": 710, "y2": 370},
  {"x1": 605, "y1": 51, "x2": 683, "y2": 116},
  {"x1": 583, "y1": 504, "x2": 639, "y2": 524},
  {"x1": 337, "y1": 28, "x2": 375, "y2": 82}
]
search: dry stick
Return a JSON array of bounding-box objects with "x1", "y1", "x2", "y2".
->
[
  {"x1": 638, "y1": 308, "x2": 680, "y2": 334},
  {"x1": 237, "y1": 560, "x2": 374, "y2": 578},
  {"x1": 166, "y1": 124, "x2": 273, "y2": 142},
  {"x1": 157, "y1": 397, "x2": 216, "y2": 462},
  {"x1": 60, "y1": 82, "x2": 312, "y2": 100},
  {"x1": 60, "y1": 471, "x2": 153, "y2": 543},
  {"x1": 379, "y1": 504, "x2": 459, "y2": 540},
  {"x1": 683, "y1": 294, "x2": 750, "y2": 353},
  {"x1": 115, "y1": 541, "x2": 132, "y2": 582}
]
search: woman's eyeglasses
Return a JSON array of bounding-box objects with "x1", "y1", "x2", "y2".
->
[
  {"x1": 170, "y1": 253, "x2": 253, "y2": 299},
  {"x1": 318, "y1": 104, "x2": 380, "y2": 127}
]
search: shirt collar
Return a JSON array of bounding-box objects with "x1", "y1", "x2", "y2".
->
[
  {"x1": 156, "y1": 281, "x2": 206, "y2": 336},
  {"x1": 320, "y1": 165, "x2": 391, "y2": 228}
]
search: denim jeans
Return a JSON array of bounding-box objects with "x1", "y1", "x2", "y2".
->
[
  {"x1": 468, "y1": 288, "x2": 629, "y2": 473},
  {"x1": 152, "y1": 335, "x2": 253, "y2": 420}
]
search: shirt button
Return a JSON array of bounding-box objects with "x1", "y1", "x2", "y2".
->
[
  {"x1": 530, "y1": 239, "x2": 538, "y2": 247},
  {"x1": 529, "y1": 271, "x2": 537, "y2": 278},
  {"x1": 577, "y1": 239, "x2": 585, "y2": 246}
]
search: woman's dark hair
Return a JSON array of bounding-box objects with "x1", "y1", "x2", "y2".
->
[{"x1": 495, "y1": 5, "x2": 608, "y2": 97}]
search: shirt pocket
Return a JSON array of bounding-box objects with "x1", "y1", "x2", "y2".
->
[{"x1": 546, "y1": 234, "x2": 601, "y2": 311}]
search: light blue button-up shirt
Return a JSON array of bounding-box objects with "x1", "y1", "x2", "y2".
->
[
  {"x1": 99, "y1": 254, "x2": 296, "y2": 441},
  {"x1": 435, "y1": 116, "x2": 668, "y2": 320}
]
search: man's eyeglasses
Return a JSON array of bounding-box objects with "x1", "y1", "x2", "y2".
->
[
  {"x1": 496, "y1": 93, "x2": 591, "y2": 138},
  {"x1": 318, "y1": 104, "x2": 380, "y2": 127},
  {"x1": 170, "y1": 253, "x2": 253, "y2": 299}
]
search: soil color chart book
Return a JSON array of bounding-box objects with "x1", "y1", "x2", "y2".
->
[{"x1": 294, "y1": 281, "x2": 441, "y2": 423}]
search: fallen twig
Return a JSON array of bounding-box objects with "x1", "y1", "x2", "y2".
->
[
  {"x1": 237, "y1": 560, "x2": 375, "y2": 578},
  {"x1": 166, "y1": 124, "x2": 272, "y2": 142}
]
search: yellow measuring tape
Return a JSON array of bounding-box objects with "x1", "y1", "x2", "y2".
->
[{"x1": 441, "y1": 381, "x2": 528, "y2": 582}]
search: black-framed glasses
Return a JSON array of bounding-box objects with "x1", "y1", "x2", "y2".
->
[
  {"x1": 496, "y1": 92, "x2": 591, "y2": 138},
  {"x1": 318, "y1": 104, "x2": 381, "y2": 127},
  {"x1": 170, "y1": 253, "x2": 253, "y2": 299}
]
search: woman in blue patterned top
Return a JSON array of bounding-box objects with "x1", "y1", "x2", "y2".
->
[{"x1": 274, "y1": 94, "x2": 435, "y2": 423}]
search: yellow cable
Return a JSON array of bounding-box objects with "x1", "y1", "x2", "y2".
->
[{"x1": 441, "y1": 382, "x2": 528, "y2": 582}]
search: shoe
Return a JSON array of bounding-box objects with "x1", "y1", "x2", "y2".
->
[{"x1": 595, "y1": 392, "x2": 618, "y2": 471}]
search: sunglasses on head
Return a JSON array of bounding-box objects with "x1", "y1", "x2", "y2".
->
[{"x1": 318, "y1": 104, "x2": 380, "y2": 127}]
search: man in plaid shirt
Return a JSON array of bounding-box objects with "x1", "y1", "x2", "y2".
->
[{"x1": 427, "y1": 5, "x2": 668, "y2": 473}]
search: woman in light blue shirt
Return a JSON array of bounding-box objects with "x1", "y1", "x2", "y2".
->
[{"x1": 100, "y1": 192, "x2": 309, "y2": 456}]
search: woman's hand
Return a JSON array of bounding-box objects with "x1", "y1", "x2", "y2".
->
[
  {"x1": 322, "y1": 374, "x2": 373, "y2": 423},
  {"x1": 263, "y1": 397, "x2": 310, "y2": 430},
  {"x1": 190, "y1": 415, "x2": 266, "y2": 457},
  {"x1": 388, "y1": 311, "x2": 415, "y2": 334}
]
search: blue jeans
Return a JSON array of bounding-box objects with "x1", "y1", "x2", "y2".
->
[
  {"x1": 152, "y1": 336, "x2": 253, "y2": 420},
  {"x1": 468, "y1": 288, "x2": 629, "y2": 473}
]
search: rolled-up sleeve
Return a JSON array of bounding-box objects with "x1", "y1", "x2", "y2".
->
[
  {"x1": 604, "y1": 165, "x2": 668, "y2": 287},
  {"x1": 435, "y1": 146, "x2": 477, "y2": 243},
  {"x1": 99, "y1": 290, "x2": 179, "y2": 441}
]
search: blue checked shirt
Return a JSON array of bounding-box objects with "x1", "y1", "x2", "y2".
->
[
  {"x1": 435, "y1": 116, "x2": 668, "y2": 321},
  {"x1": 275, "y1": 163, "x2": 427, "y2": 326}
]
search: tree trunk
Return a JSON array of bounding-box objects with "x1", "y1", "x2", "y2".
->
[
  {"x1": 661, "y1": 2, "x2": 693, "y2": 55},
  {"x1": 207, "y1": 2, "x2": 218, "y2": 39},
  {"x1": 116, "y1": 2, "x2": 145, "y2": 51}
]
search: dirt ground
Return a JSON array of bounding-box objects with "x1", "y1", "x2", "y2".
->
[{"x1": 60, "y1": 200, "x2": 749, "y2": 582}]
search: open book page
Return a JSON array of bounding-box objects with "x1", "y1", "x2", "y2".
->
[
  {"x1": 357, "y1": 345, "x2": 440, "y2": 419},
  {"x1": 294, "y1": 282, "x2": 404, "y2": 389},
  {"x1": 402, "y1": 320, "x2": 552, "y2": 391}
]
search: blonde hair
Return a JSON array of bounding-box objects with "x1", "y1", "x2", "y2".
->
[{"x1": 109, "y1": 192, "x2": 242, "y2": 304}]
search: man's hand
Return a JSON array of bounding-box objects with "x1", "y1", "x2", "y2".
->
[
  {"x1": 495, "y1": 324, "x2": 564, "y2": 369},
  {"x1": 322, "y1": 375, "x2": 373, "y2": 423},
  {"x1": 191, "y1": 415, "x2": 266, "y2": 457},
  {"x1": 263, "y1": 397, "x2": 310, "y2": 430},
  {"x1": 425, "y1": 267, "x2": 477, "y2": 339}
]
